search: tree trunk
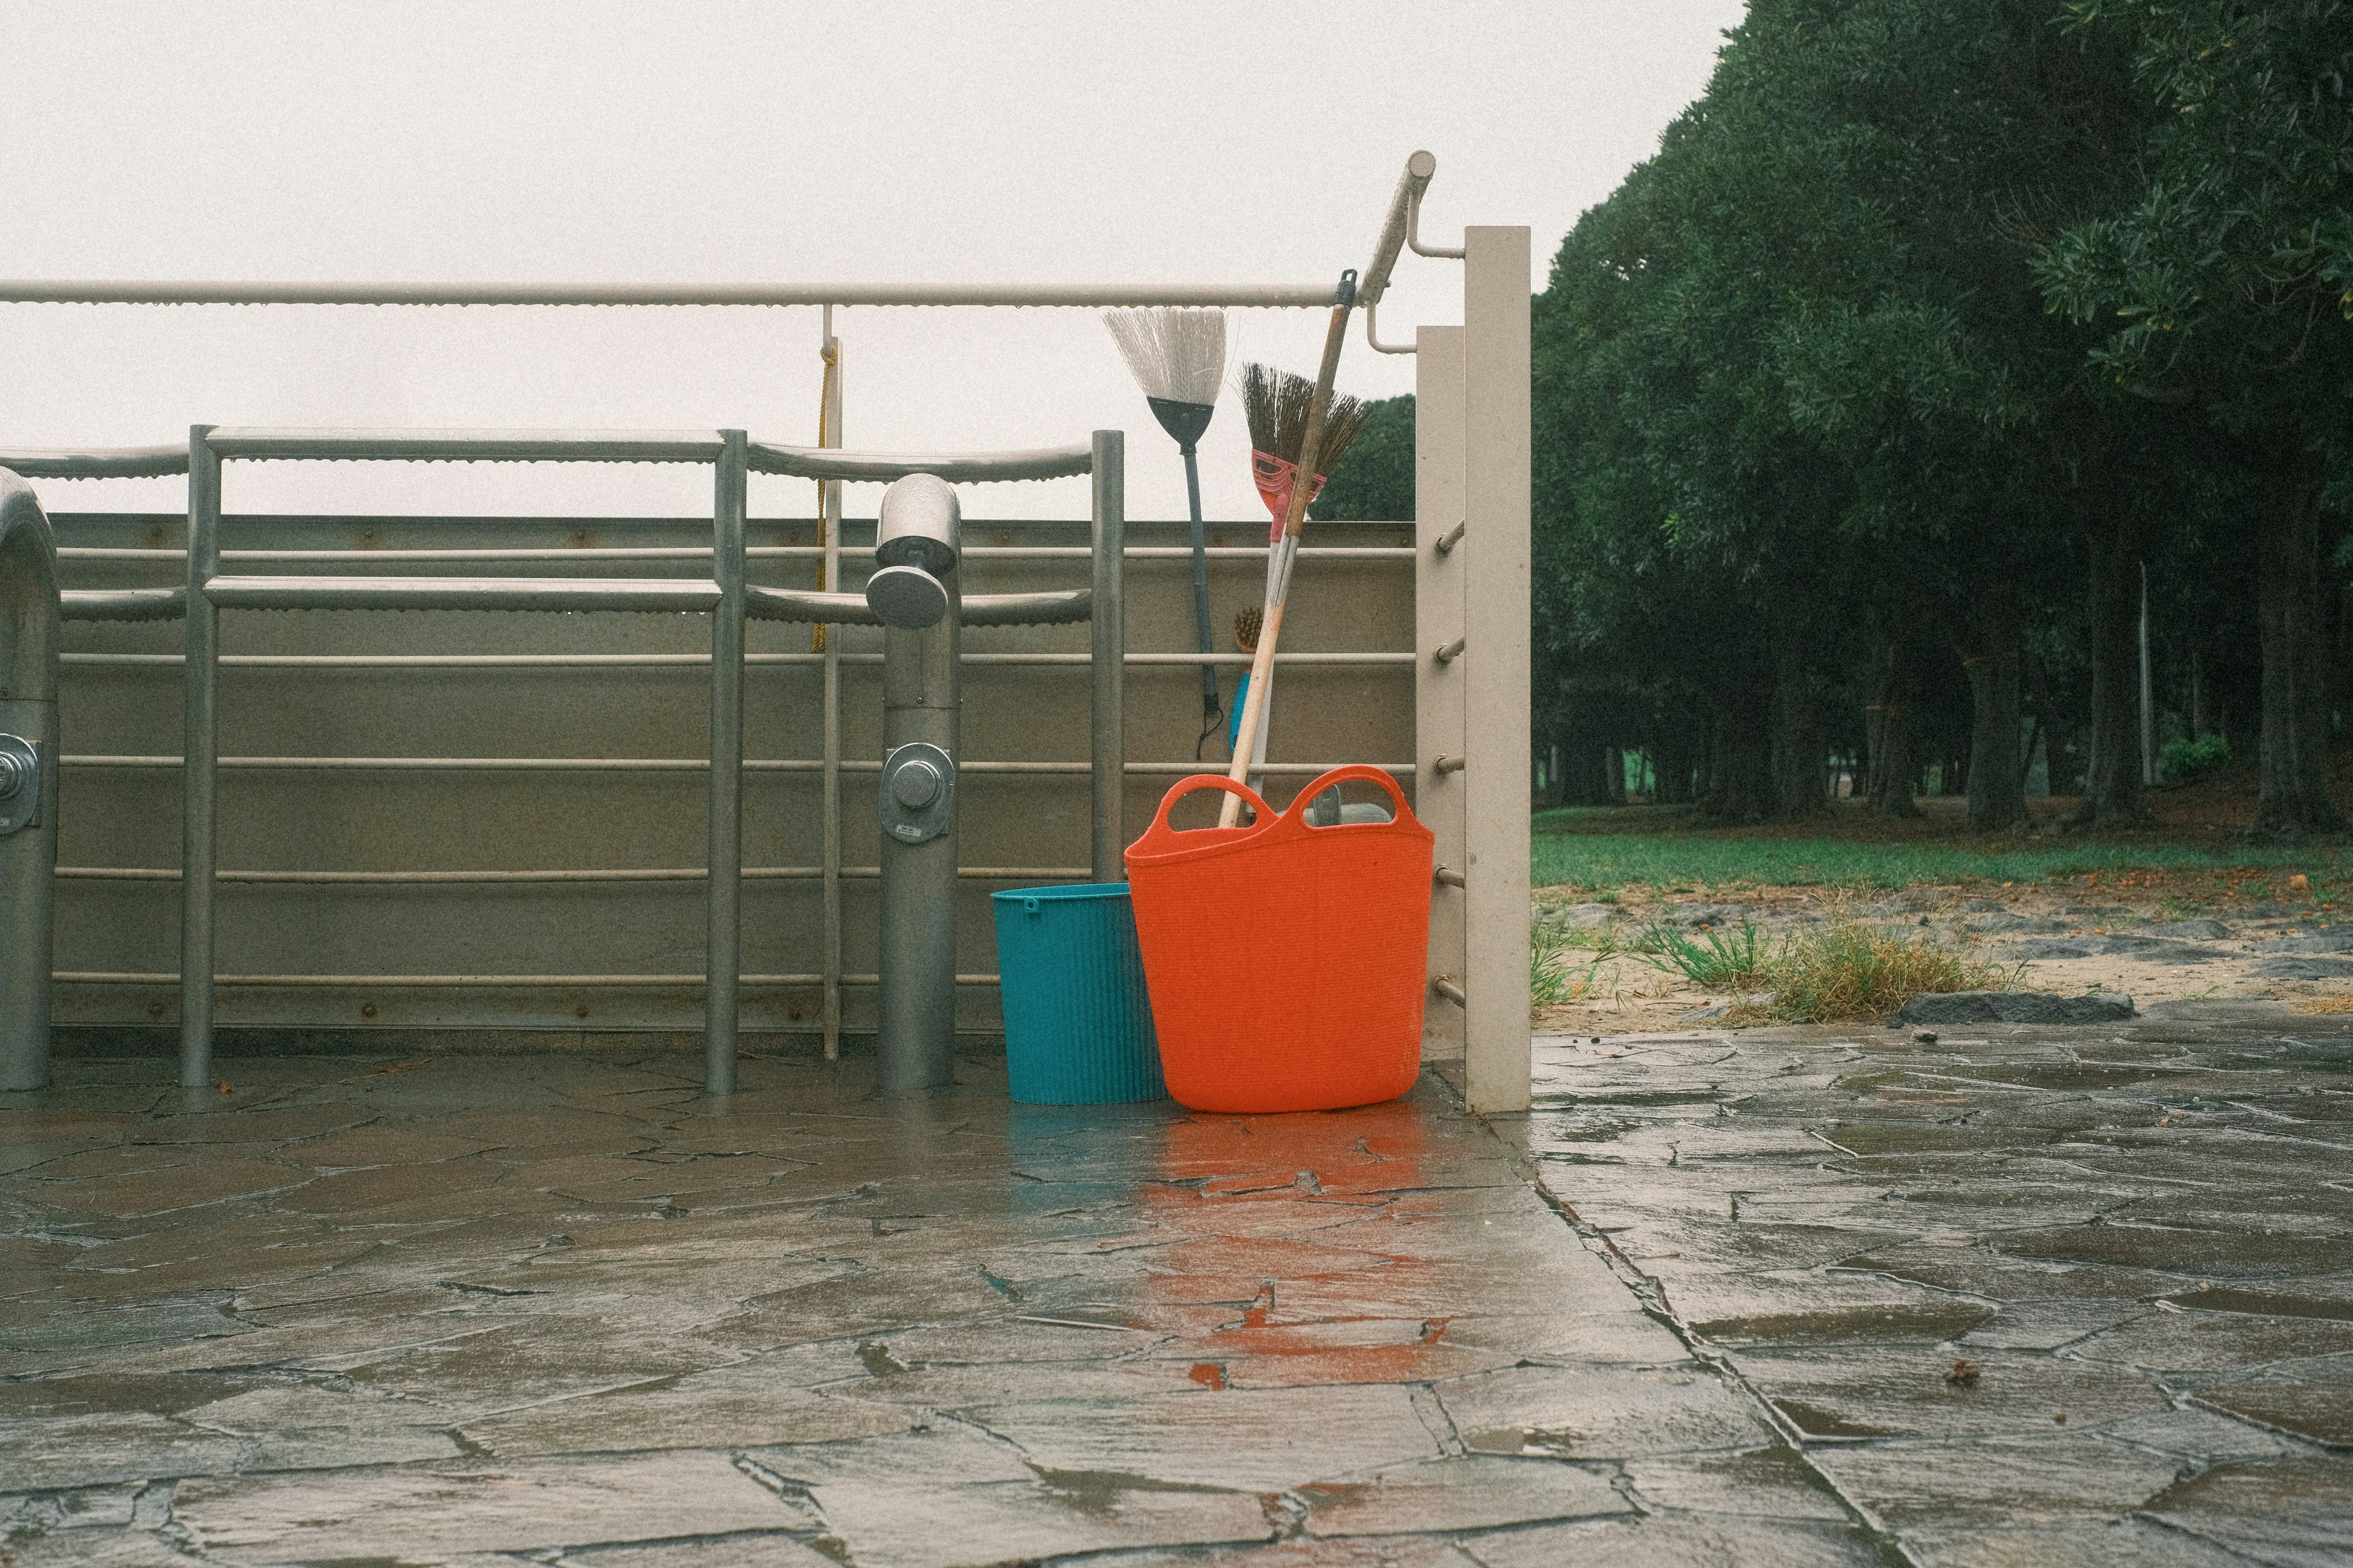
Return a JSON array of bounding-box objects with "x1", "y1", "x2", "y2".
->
[
  {"x1": 1962, "y1": 581, "x2": 2028, "y2": 831},
  {"x1": 1603, "y1": 748, "x2": 1627, "y2": 806},
  {"x1": 1653, "y1": 719, "x2": 1697, "y2": 805},
  {"x1": 1866, "y1": 630, "x2": 1922, "y2": 818},
  {"x1": 2074, "y1": 502, "x2": 2150, "y2": 829},
  {"x1": 1704, "y1": 705, "x2": 1773, "y2": 824},
  {"x1": 1769, "y1": 631, "x2": 1823, "y2": 820},
  {"x1": 2253, "y1": 450, "x2": 2342, "y2": 837}
]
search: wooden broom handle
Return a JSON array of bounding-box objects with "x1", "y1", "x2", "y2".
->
[{"x1": 1219, "y1": 271, "x2": 1358, "y2": 828}]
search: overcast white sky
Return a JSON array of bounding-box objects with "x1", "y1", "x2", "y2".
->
[{"x1": 2, "y1": 1, "x2": 1740, "y2": 522}]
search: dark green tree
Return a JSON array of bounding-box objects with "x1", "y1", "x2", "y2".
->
[
  {"x1": 2038, "y1": 0, "x2": 2353, "y2": 835},
  {"x1": 1310, "y1": 395, "x2": 1414, "y2": 521}
]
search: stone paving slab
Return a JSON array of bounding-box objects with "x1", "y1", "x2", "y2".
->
[
  {"x1": 1501, "y1": 1019, "x2": 2353, "y2": 1564},
  {"x1": 2, "y1": 1050, "x2": 1877, "y2": 1566}
]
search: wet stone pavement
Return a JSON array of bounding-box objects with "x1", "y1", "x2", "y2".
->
[
  {"x1": 1505, "y1": 1004, "x2": 2353, "y2": 1566},
  {"x1": 2, "y1": 1048, "x2": 1874, "y2": 1568}
]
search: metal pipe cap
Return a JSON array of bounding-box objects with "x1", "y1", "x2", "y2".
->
[
  {"x1": 865, "y1": 563, "x2": 949, "y2": 629},
  {"x1": 874, "y1": 472, "x2": 960, "y2": 574}
]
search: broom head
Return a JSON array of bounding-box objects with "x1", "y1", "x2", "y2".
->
[{"x1": 1105, "y1": 309, "x2": 1227, "y2": 449}]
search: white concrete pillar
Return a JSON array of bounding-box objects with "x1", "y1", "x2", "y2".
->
[{"x1": 1461, "y1": 225, "x2": 1532, "y2": 1115}]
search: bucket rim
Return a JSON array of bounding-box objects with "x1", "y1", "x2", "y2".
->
[{"x1": 990, "y1": 882, "x2": 1132, "y2": 904}]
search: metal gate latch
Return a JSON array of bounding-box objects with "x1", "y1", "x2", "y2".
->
[
  {"x1": 0, "y1": 735, "x2": 41, "y2": 836},
  {"x1": 877, "y1": 742, "x2": 955, "y2": 846}
]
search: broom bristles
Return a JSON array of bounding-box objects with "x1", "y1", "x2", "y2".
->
[
  {"x1": 1103, "y1": 309, "x2": 1228, "y2": 407},
  {"x1": 1239, "y1": 360, "x2": 1371, "y2": 480}
]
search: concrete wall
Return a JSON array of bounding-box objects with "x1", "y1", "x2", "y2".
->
[{"x1": 51, "y1": 511, "x2": 1414, "y2": 1040}]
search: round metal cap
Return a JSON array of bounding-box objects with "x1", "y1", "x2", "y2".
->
[
  {"x1": 865, "y1": 564, "x2": 949, "y2": 629},
  {"x1": 890, "y1": 759, "x2": 941, "y2": 809}
]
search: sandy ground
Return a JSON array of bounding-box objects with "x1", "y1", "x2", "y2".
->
[{"x1": 1531, "y1": 879, "x2": 2353, "y2": 1032}]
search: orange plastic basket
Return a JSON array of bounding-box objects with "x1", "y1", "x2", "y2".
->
[{"x1": 1123, "y1": 766, "x2": 1436, "y2": 1113}]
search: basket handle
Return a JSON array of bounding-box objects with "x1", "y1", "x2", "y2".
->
[
  {"x1": 1134, "y1": 773, "x2": 1273, "y2": 853},
  {"x1": 1280, "y1": 765, "x2": 1422, "y2": 831}
]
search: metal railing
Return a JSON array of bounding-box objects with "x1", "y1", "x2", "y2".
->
[{"x1": 10, "y1": 461, "x2": 1423, "y2": 1092}]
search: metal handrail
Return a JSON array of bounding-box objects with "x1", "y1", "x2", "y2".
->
[
  {"x1": 748, "y1": 442, "x2": 1091, "y2": 483},
  {"x1": 205, "y1": 428, "x2": 727, "y2": 464},
  {"x1": 57, "y1": 650, "x2": 1414, "y2": 668},
  {"x1": 61, "y1": 754, "x2": 1414, "y2": 776},
  {"x1": 0, "y1": 279, "x2": 1343, "y2": 308},
  {"x1": 0, "y1": 444, "x2": 189, "y2": 478},
  {"x1": 58, "y1": 865, "x2": 1093, "y2": 884},
  {"x1": 58, "y1": 543, "x2": 1416, "y2": 563},
  {"x1": 57, "y1": 970, "x2": 1005, "y2": 987}
]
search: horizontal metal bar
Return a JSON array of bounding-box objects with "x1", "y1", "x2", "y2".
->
[
  {"x1": 205, "y1": 428, "x2": 726, "y2": 464},
  {"x1": 205, "y1": 574, "x2": 724, "y2": 613},
  {"x1": 745, "y1": 586, "x2": 882, "y2": 626},
  {"x1": 1434, "y1": 866, "x2": 1466, "y2": 889},
  {"x1": 960, "y1": 589, "x2": 1093, "y2": 627},
  {"x1": 55, "y1": 971, "x2": 1004, "y2": 987},
  {"x1": 59, "y1": 650, "x2": 1410, "y2": 670},
  {"x1": 748, "y1": 444, "x2": 1091, "y2": 483},
  {"x1": 61, "y1": 754, "x2": 1414, "y2": 776},
  {"x1": 1434, "y1": 755, "x2": 1466, "y2": 776},
  {"x1": 60, "y1": 587, "x2": 187, "y2": 622},
  {"x1": 1433, "y1": 977, "x2": 1466, "y2": 1007},
  {"x1": 58, "y1": 865, "x2": 1093, "y2": 884},
  {"x1": 0, "y1": 278, "x2": 1339, "y2": 308},
  {"x1": 56, "y1": 544, "x2": 1413, "y2": 564},
  {"x1": 0, "y1": 444, "x2": 189, "y2": 478}
]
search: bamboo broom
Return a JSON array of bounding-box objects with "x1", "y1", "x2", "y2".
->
[{"x1": 1220, "y1": 270, "x2": 1363, "y2": 827}]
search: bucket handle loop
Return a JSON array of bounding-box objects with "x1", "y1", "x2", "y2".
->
[
  {"x1": 1137, "y1": 773, "x2": 1273, "y2": 849},
  {"x1": 1281, "y1": 765, "x2": 1420, "y2": 831}
]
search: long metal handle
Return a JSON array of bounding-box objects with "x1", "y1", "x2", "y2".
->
[{"x1": 1180, "y1": 444, "x2": 1221, "y2": 748}]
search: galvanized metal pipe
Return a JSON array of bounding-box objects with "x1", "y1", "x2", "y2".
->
[
  {"x1": 56, "y1": 865, "x2": 1092, "y2": 883},
  {"x1": 1090, "y1": 431, "x2": 1124, "y2": 883},
  {"x1": 58, "y1": 650, "x2": 1412, "y2": 669},
  {"x1": 62, "y1": 754, "x2": 1414, "y2": 776},
  {"x1": 705, "y1": 431, "x2": 747, "y2": 1094},
  {"x1": 0, "y1": 444, "x2": 189, "y2": 478},
  {"x1": 204, "y1": 576, "x2": 724, "y2": 613},
  {"x1": 61, "y1": 588, "x2": 187, "y2": 622},
  {"x1": 180, "y1": 428, "x2": 219, "y2": 1087},
  {"x1": 205, "y1": 428, "x2": 725, "y2": 464},
  {"x1": 59, "y1": 543, "x2": 1415, "y2": 564},
  {"x1": 56, "y1": 970, "x2": 1004, "y2": 987},
  {"x1": 748, "y1": 444, "x2": 1091, "y2": 483},
  {"x1": 0, "y1": 472, "x2": 60, "y2": 1091},
  {"x1": 876, "y1": 563, "x2": 960, "y2": 1094},
  {"x1": 0, "y1": 280, "x2": 1341, "y2": 308}
]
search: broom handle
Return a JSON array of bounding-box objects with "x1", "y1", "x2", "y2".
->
[
  {"x1": 1182, "y1": 444, "x2": 1219, "y2": 725},
  {"x1": 1219, "y1": 270, "x2": 1358, "y2": 828}
]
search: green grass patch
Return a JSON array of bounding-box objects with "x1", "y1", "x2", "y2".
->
[
  {"x1": 1749, "y1": 921, "x2": 2013, "y2": 1024},
  {"x1": 1646, "y1": 920, "x2": 1774, "y2": 991},
  {"x1": 1531, "y1": 831, "x2": 2339, "y2": 895}
]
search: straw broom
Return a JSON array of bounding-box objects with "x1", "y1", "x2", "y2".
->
[
  {"x1": 1221, "y1": 271, "x2": 1365, "y2": 827},
  {"x1": 1102, "y1": 308, "x2": 1230, "y2": 754}
]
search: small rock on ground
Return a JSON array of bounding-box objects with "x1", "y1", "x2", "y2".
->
[{"x1": 1897, "y1": 990, "x2": 2135, "y2": 1025}]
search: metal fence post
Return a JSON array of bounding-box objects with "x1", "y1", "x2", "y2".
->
[
  {"x1": 0, "y1": 471, "x2": 59, "y2": 1092},
  {"x1": 1415, "y1": 327, "x2": 1468, "y2": 1065},
  {"x1": 1090, "y1": 430, "x2": 1124, "y2": 882},
  {"x1": 1462, "y1": 228, "x2": 1532, "y2": 1116},
  {"x1": 706, "y1": 430, "x2": 747, "y2": 1094},
  {"x1": 180, "y1": 425, "x2": 220, "y2": 1088}
]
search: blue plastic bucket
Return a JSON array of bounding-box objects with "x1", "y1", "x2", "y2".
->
[{"x1": 990, "y1": 882, "x2": 1165, "y2": 1105}]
